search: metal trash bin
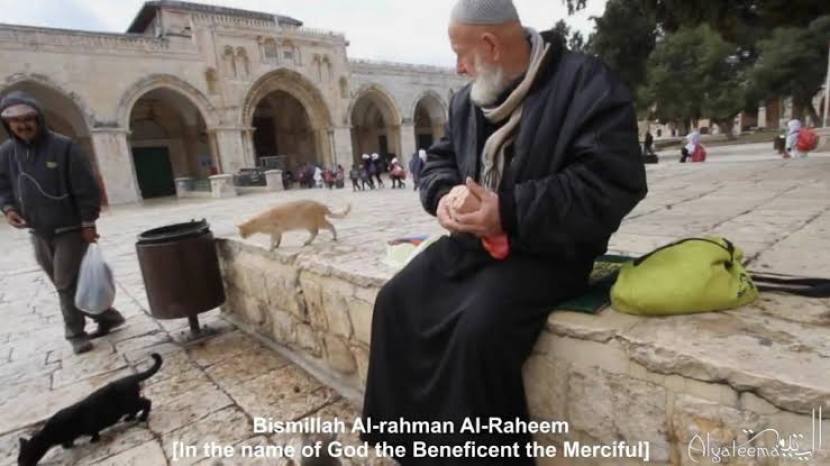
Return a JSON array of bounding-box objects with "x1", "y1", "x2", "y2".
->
[{"x1": 136, "y1": 219, "x2": 225, "y2": 336}]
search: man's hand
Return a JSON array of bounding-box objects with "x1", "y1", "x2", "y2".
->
[
  {"x1": 437, "y1": 191, "x2": 460, "y2": 233},
  {"x1": 5, "y1": 210, "x2": 27, "y2": 229},
  {"x1": 81, "y1": 227, "x2": 99, "y2": 243},
  {"x1": 452, "y1": 178, "x2": 504, "y2": 238}
]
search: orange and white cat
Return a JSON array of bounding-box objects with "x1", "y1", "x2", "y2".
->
[{"x1": 237, "y1": 200, "x2": 351, "y2": 250}]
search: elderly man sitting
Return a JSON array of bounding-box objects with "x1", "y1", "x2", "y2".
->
[{"x1": 360, "y1": 0, "x2": 647, "y2": 464}]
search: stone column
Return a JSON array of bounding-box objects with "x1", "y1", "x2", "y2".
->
[
  {"x1": 90, "y1": 128, "x2": 139, "y2": 205},
  {"x1": 331, "y1": 126, "x2": 353, "y2": 168},
  {"x1": 314, "y1": 127, "x2": 333, "y2": 167},
  {"x1": 758, "y1": 102, "x2": 767, "y2": 128},
  {"x1": 210, "y1": 128, "x2": 250, "y2": 174},
  {"x1": 399, "y1": 120, "x2": 417, "y2": 168},
  {"x1": 209, "y1": 174, "x2": 237, "y2": 198},
  {"x1": 242, "y1": 128, "x2": 256, "y2": 166},
  {"x1": 175, "y1": 177, "x2": 194, "y2": 198},
  {"x1": 265, "y1": 170, "x2": 284, "y2": 192}
]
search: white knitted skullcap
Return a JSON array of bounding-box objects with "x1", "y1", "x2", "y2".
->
[
  {"x1": 1, "y1": 104, "x2": 37, "y2": 119},
  {"x1": 450, "y1": 0, "x2": 520, "y2": 25}
]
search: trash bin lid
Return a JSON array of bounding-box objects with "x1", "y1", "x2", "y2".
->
[{"x1": 137, "y1": 219, "x2": 210, "y2": 245}]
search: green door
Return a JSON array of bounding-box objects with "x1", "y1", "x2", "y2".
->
[{"x1": 132, "y1": 147, "x2": 176, "y2": 199}]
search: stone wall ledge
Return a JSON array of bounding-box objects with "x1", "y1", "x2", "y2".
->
[{"x1": 218, "y1": 236, "x2": 830, "y2": 464}]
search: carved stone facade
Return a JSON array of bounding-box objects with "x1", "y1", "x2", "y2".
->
[{"x1": 0, "y1": 1, "x2": 467, "y2": 204}]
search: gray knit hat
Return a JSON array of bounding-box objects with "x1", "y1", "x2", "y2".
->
[{"x1": 450, "y1": 0, "x2": 520, "y2": 25}]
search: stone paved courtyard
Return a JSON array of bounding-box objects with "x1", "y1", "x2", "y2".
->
[{"x1": 1, "y1": 145, "x2": 830, "y2": 466}]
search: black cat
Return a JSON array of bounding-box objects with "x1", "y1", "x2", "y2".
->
[{"x1": 18, "y1": 353, "x2": 163, "y2": 466}]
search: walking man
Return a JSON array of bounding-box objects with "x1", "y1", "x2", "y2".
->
[{"x1": 0, "y1": 91, "x2": 125, "y2": 355}]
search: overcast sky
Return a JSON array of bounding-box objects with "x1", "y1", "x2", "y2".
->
[{"x1": 0, "y1": 0, "x2": 607, "y2": 67}]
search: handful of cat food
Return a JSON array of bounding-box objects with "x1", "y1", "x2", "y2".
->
[
  {"x1": 447, "y1": 185, "x2": 481, "y2": 218},
  {"x1": 445, "y1": 184, "x2": 510, "y2": 260}
]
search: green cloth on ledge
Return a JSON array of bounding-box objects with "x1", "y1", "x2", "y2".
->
[{"x1": 556, "y1": 254, "x2": 634, "y2": 313}]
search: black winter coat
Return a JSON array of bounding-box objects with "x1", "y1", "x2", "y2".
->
[{"x1": 420, "y1": 32, "x2": 647, "y2": 262}]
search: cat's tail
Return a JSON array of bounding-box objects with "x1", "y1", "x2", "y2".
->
[
  {"x1": 133, "y1": 353, "x2": 163, "y2": 383},
  {"x1": 326, "y1": 204, "x2": 351, "y2": 219}
]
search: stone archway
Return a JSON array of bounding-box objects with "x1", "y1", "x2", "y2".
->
[
  {"x1": 1, "y1": 79, "x2": 96, "y2": 166},
  {"x1": 242, "y1": 69, "x2": 333, "y2": 171},
  {"x1": 349, "y1": 86, "x2": 402, "y2": 166},
  {"x1": 0, "y1": 78, "x2": 104, "y2": 201},
  {"x1": 126, "y1": 88, "x2": 214, "y2": 199},
  {"x1": 412, "y1": 91, "x2": 447, "y2": 152},
  {"x1": 251, "y1": 91, "x2": 319, "y2": 173}
]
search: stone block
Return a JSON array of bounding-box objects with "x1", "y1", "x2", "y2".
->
[
  {"x1": 524, "y1": 354, "x2": 570, "y2": 425},
  {"x1": 351, "y1": 343, "x2": 370, "y2": 388},
  {"x1": 295, "y1": 323, "x2": 323, "y2": 358},
  {"x1": 348, "y1": 298, "x2": 374, "y2": 345},
  {"x1": 264, "y1": 263, "x2": 305, "y2": 318},
  {"x1": 174, "y1": 176, "x2": 194, "y2": 197},
  {"x1": 545, "y1": 309, "x2": 642, "y2": 343},
  {"x1": 623, "y1": 312, "x2": 830, "y2": 415},
  {"x1": 763, "y1": 408, "x2": 830, "y2": 463},
  {"x1": 270, "y1": 309, "x2": 299, "y2": 346},
  {"x1": 567, "y1": 366, "x2": 670, "y2": 463},
  {"x1": 672, "y1": 395, "x2": 767, "y2": 466},
  {"x1": 355, "y1": 286, "x2": 380, "y2": 304},
  {"x1": 324, "y1": 335, "x2": 357, "y2": 375},
  {"x1": 321, "y1": 277, "x2": 355, "y2": 339},
  {"x1": 241, "y1": 295, "x2": 267, "y2": 328},
  {"x1": 241, "y1": 264, "x2": 269, "y2": 304},
  {"x1": 739, "y1": 392, "x2": 780, "y2": 415},
  {"x1": 209, "y1": 174, "x2": 237, "y2": 198},
  {"x1": 221, "y1": 286, "x2": 246, "y2": 319},
  {"x1": 535, "y1": 333, "x2": 631, "y2": 376},
  {"x1": 264, "y1": 169, "x2": 284, "y2": 191},
  {"x1": 299, "y1": 272, "x2": 327, "y2": 330}
]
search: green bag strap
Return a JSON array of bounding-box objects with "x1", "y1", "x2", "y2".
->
[{"x1": 632, "y1": 237, "x2": 736, "y2": 268}]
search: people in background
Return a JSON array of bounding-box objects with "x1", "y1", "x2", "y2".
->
[
  {"x1": 680, "y1": 131, "x2": 706, "y2": 163},
  {"x1": 786, "y1": 119, "x2": 812, "y2": 159},
  {"x1": 349, "y1": 165, "x2": 362, "y2": 191},
  {"x1": 370, "y1": 153, "x2": 385, "y2": 188},
  {"x1": 389, "y1": 157, "x2": 406, "y2": 189},
  {"x1": 410, "y1": 149, "x2": 427, "y2": 191}
]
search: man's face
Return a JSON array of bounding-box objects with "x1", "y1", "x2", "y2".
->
[
  {"x1": 5, "y1": 114, "x2": 38, "y2": 142},
  {"x1": 449, "y1": 23, "x2": 507, "y2": 107},
  {"x1": 449, "y1": 23, "x2": 492, "y2": 78}
]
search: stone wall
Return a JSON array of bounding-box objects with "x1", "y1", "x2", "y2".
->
[
  {"x1": 217, "y1": 237, "x2": 830, "y2": 466},
  {"x1": 217, "y1": 240, "x2": 379, "y2": 397}
]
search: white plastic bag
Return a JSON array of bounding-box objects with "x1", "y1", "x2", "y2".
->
[{"x1": 75, "y1": 243, "x2": 116, "y2": 315}]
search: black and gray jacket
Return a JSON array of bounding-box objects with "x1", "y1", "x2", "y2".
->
[
  {"x1": 420, "y1": 31, "x2": 648, "y2": 263},
  {"x1": 0, "y1": 91, "x2": 101, "y2": 238}
]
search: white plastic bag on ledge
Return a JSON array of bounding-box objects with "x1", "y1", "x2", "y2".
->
[{"x1": 75, "y1": 243, "x2": 116, "y2": 315}]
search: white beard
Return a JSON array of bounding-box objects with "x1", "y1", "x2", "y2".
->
[{"x1": 470, "y1": 54, "x2": 507, "y2": 107}]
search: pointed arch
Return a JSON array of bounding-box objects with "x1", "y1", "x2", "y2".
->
[
  {"x1": 117, "y1": 74, "x2": 218, "y2": 129},
  {"x1": 242, "y1": 68, "x2": 334, "y2": 168}
]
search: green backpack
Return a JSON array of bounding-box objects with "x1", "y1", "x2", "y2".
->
[{"x1": 610, "y1": 237, "x2": 759, "y2": 316}]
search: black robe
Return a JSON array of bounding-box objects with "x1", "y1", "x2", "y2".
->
[{"x1": 362, "y1": 32, "x2": 647, "y2": 465}]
